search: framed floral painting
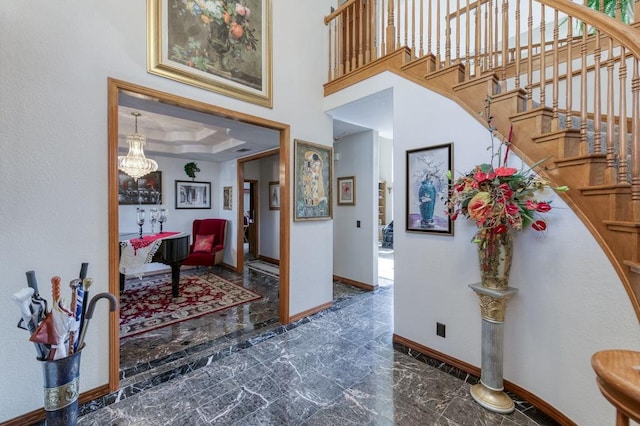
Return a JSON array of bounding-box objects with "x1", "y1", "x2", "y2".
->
[
  {"x1": 294, "y1": 139, "x2": 333, "y2": 221},
  {"x1": 147, "y1": 0, "x2": 273, "y2": 107},
  {"x1": 406, "y1": 143, "x2": 453, "y2": 235},
  {"x1": 337, "y1": 176, "x2": 355, "y2": 206}
]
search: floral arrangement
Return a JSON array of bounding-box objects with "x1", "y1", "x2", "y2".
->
[
  {"x1": 172, "y1": 0, "x2": 259, "y2": 70},
  {"x1": 447, "y1": 98, "x2": 568, "y2": 244}
]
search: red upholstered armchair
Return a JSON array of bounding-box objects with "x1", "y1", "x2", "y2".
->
[{"x1": 182, "y1": 219, "x2": 228, "y2": 268}]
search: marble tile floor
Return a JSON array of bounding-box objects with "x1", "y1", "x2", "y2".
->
[{"x1": 73, "y1": 266, "x2": 560, "y2": 426}]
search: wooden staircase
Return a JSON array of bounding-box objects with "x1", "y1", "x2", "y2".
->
[{"x1": 324, "y1": 0, "x2": 640, "y2": 322}]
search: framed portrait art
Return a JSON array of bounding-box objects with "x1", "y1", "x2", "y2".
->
[
  {"x1": 147, "y1": 0, "x2": 273, "y2": 107},
  {"x1": 118, "y1": 171, "x2": 162, "y2": 205},
  {"x1": 175, "y1": 180, "x2": 211, "y2": 209},
  {"x1": 294, "y1": 139, "x2": 333, "y2": 221},
  {"x1": 269, "y1": 181, "x2": 280, "y2": 210},
  {"x1": 223, "y1": 186, "x2": 232, "y2": 210},
  {"x1": 337, "y1": 176, "x2": 356, "y2": 206},
  {"x1": 406, "y1": 143, "x2": 453, "y2": 235}
]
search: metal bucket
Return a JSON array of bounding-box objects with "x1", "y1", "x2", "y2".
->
[{"x1": 41, "y1": 350, "x2": 81, "y2": 426}]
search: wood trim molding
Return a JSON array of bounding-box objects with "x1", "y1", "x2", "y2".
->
[
  {"x1": 393, "y1": 334, "x2": 577, "y2": 426},
  {"x1": 258, "y1": 255, "x2": 279, "y2": 265},
  {"x1": 289, "y1": 301, "x2": 332, "y2": 323},
  {"x1": 1, "y1": 385, "x2": 110, "y2": 426},
  {"x1": 333, "y1": 275, "x2": 375, "y2": 291}
]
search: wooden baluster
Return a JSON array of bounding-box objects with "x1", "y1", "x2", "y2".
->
[
  {"x1": 358, "y1": 0, "x2": 364, "y2": 67},
  {"x1": 455, "y1": 0, "x2": 461, "y2": 63},
  {"x1": 427, "y1": 0, "x2": 432, "y2": 56},
  {"x1": 539, "y1": 4, "x2": 546, "y2": 107},
  {"x1": 445, "y1": 0, "x2": 451, "y2": 66},
  {"x1": 565, "y1": 15, "x2": 574, "y2": 129},
  {"x1": 618, "y1": 46, "x2": 628, "y2": 184},
  {"x1": 396, "y1": 0, "x2": 401, "y2": 49},
  {"x1": 370, "y1": 0, "x2": 377, "y2": 61},
  {"x1": 365, "y1": 0, "x2": 371, "y2": 64},
  {"x1": 380, "y1": 0, "x2": 386, "y2": 55},
  {"x1": 494, "y1": 0, "x2": 499, "y2": 70},
  {"x1": 475, "y1": 1, "x2": 482, "y2": 76},
  {"x1": 345, "y1": 7, "x2": 351, "y2": 73},
  {"x1": 487, "y1": 0, "x2": 493, "y2": 71},
  {"x1": 631, "y1": 58, "x2": 640, "y2": 219},
  {"x1": 594, "y1": 21, "x2": 603, "y2": 153},
  {"x1": 410, "y1": 0, "x2": 416, "y2": 59},
  {"x1": 419, "y1": 0, "x2": 424, "y2": 57},
  {"x1": 605, "y1": 37, "x2": 617, "y2": 184},
  {"x1": 352, "y1": 3, "x2": 357, "y2": 71},
  {"x1": 551, "y1": 9, "x2": 559, "y2": 131},
  {"x1": 527, "y1": 0, "x2": 534, "y2": 109},
  {"x1": 465, "y1": 0, "x2": 471, "y2": 79},
  {"x1": 404, "y1": 0, "x2": 409, "y2": 55},
  {"x1": 387, "y1": 0, "x2": 395, "y2": 53},
  {"x1": 501, "y1": 0, "x2": 509, "y2": 92},
  {"x1": 436, "y1": 0, "x2": 441, "y2": 65},
  {"x1": 514, "y1": 0, "x2": 521, "y2": 89},
  {"x1": 328, "y1": 19, "x2": 333, "y2": 81},
  {"x1": 580, "y1": 11, "x2": 589, "y2": 152}
]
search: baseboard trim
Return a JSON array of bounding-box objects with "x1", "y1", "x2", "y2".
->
[
  {"x1": 333, "y1": 275, "x2": 375, "y2": 291},
  {"x1": 257, "y1": 255, "x2": 279, "y2": 265},
  {"x1": 289, "y1": 301, "x2": 333, "y2": 322},
  {"x1": 393, "y1": 334, "x2": 576, "y2": 426},
  {"x1": 2, "y1": 384, "x2": 110, "y2": 426}
]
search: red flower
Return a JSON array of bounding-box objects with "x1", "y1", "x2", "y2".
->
[
  {"x1": 494, "y1": 167, "x2": 518, "y2": 177},
  {"x1": 536, "y1": 202, "x2": 551, "y2": 212},
  {"x1": 494, "y1": 224, "x2": 508, "y2": 233},
  {"x1": 505, "y1": 203, "x2": 519, "y2": 215},
  {"x1": 468, "y1": 192, "x2": 492, "y2": 221},
  {"x1": 525, "y1": 200, "x2": 538, "y2": 210},
  {"x1": 473, "y1": 171, "x2": 489, "y2": 183},
  {"x1": 531, "y1": 220, "x2": 547, "y2": 231}
]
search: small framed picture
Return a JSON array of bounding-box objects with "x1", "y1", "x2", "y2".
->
[
  {"x1": 269, "y1": 181, "x2": 280, "y2": 210},
  {"x1": 337, "y1": 176, "x2": 356, "y2": 206},
  {"x1": 406, "y1": 143, "x2": 453, "y2": 235},
  {"x1": 175, "y1": 180, "x2": 211, "y2": 209},
  {"x1": 223, "y1": 186, "x2": 232, "y2": 210}
]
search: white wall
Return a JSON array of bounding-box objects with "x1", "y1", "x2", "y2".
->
[
  {"x1": 379, "y1": 136, "x2": 393, "y2": 225},
  {"x1": 258, "y1": 155, "x2": 280, "y2": 260},
  {"x1": 333, "y1": 132, "x2": 378, "y2": 287},
  {"x1": 217, "y1": 160, "x2": 238, "y2": 266},
  {"x1": 324, "y1": 72, "x2": 640, "y2": 425},
  {"x1": 0, "y1": 0, "x2": 334, "y2": 421}
]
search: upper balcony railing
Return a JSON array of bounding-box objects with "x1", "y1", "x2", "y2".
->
[{"x1": 325, "y1": 0, "x2": 640, "y2": 215}]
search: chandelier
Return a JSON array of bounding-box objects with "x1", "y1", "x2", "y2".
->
[{"x1": 118, "y1": 112, "x2": 158, "y2": 180}]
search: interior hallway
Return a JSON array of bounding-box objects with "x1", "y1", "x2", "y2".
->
[{"x1": 70, "y1": 259, "x2": 558, "y2": 425}]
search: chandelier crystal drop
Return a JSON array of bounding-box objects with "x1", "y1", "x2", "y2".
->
[{"x1": 118, "y1": 112, "x2": 158, "y2": 180}]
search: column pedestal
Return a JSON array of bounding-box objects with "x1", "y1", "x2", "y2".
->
[{"x1": 469, "y1": 283, "x2": 518, "y2": 414}]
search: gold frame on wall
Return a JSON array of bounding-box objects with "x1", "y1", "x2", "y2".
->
[
  {"x1": 337, "y1": 176, "x2": 356, "y2": 206},
  {"x1": 294, "y1": 139, "x2": 333, "y2": 221},
  {"x1": 147, "y1": 0, "x2": 273, "y2": 108}
]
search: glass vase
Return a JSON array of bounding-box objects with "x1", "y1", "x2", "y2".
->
[{"x1": 477, "y1": 230, "x2": 513, "y2": 290}]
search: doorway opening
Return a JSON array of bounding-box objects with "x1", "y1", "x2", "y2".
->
[
  {"x1": 108, "y1": 78, "x2": 291, "y2": 394},
  {"x1": 243, "y1": 180, "x2": 258, "y2": 261}
]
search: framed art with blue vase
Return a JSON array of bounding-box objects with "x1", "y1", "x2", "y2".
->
[{"x1": 406, "y1": 143, "x2": 453, "y2": 235}]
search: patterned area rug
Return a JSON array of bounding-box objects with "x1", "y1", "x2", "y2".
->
[
  {"x1": 247, "y1": 260, "x2": 279, "y2": 278},
  {"x1": 120, "y1": 273, "x2": 262, "y2": 338}
]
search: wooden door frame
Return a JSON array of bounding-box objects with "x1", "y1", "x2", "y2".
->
[{"x1": 107, "y1": 78, "x2": 291, "y2": 394}]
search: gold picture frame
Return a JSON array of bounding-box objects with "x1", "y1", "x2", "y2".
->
[
  {"x1": 269, "y1": 181, "x2": 280, "y2": 210},
  {"x1": 223, "y1": 186, "x2": 232, "y2": 210},
  {"x1": 337, "y1": 176, "x2": 356, "y2": 206},
  {"x1": 294, "y1": 139, "x2": 333, "y2": 221},
  {"x1": 147, "y1": 0, "x2": 273, "y2": 108}
]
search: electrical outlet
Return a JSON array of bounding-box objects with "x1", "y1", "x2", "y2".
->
[{"x1": 436, "y1": 322, "x2": 446, "y2": 338}]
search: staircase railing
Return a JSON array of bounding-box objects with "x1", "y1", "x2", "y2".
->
[
  {"x1": 325, "y1": 0, "x2": 640, "y2": 319},
  {"x1": 326, "y1": 0, "x2": 640, "y2": 199}
]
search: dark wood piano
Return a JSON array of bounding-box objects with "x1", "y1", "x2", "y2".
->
[{"x1": 119, "y1": 232, "x2": 190, "y2": 297}]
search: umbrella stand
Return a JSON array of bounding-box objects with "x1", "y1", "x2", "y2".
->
[{"x1": 41, "y1": 349, "x2": 82, "y2": 426}]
